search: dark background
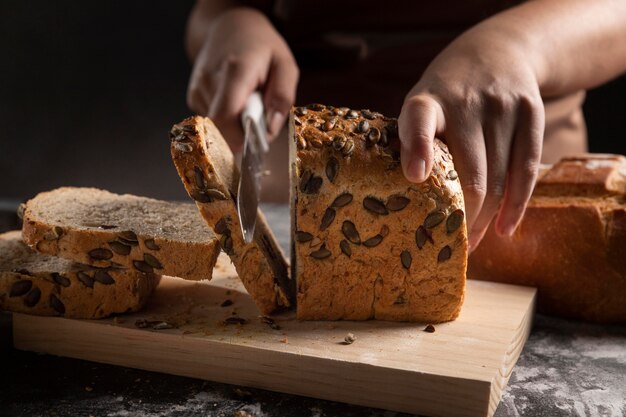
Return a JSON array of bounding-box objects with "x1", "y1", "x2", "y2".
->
[{"x1": 1, "y1": 0, "x2": 625, "y2": 204}]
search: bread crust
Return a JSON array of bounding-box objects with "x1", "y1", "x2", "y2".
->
[
  {"x1": 21, "y1": 187, "x2": 220, "y2": 282},
  {"x1": 1, "y1": 231, "x2": 159, "y2": 319},
  {"x1": 291, "y1": 105, "x2": 467, "y2": 322},
  {"x1": 469, "y1": 154, "x2": 626, "y2": 323},
  {"x1": 170, "y1": 117, "x2": 294, "y2": 315}
]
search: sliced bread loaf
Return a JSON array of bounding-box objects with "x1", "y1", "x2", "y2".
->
[
  {"x1": 0, "y1": 231, "x2": 159, "y2": 318},
  {"x1": 170, "y1": 116, "x2": 294, "y2": 315},
  {"x1": 290, "y1": 105, "x2": 467, "y2": 322},
  {"x1": 21, "y1": 187, "x2": 220, "y2": 281}
]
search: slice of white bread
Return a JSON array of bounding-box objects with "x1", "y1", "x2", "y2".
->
[
  {"x1": 21, "y1": 187, "x2": 220, "y2": 281},
  {"x1": 0, "y1": 231, "x2": 159, "y2": 318},
  {"x1": 170, "y1": 117, "x2": 295, "y2": 315}
]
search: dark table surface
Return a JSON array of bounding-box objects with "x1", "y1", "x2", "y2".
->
[{"x1": 1, "y1": 205, "x2": 625, "y2": 417}]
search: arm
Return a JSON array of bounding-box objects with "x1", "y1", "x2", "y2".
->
[
  {"x1": 398, "y1": 0, "x2": 626, "y2": 250},
  {"x1": 185, "y1": 0, "x2": 299, "y2": 150}
]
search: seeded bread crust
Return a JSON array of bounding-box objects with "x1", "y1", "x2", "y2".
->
[
  {"x1": 469, "y1": 154, "x2": 626, "y2": 324},
  {"x1": 290, "y1": 105, "x2": 467, "y2": 322},
  {"x1": 170, "y1": 116, "x2": 294, "y2": 315},
  {"x1": 21, "y1": 187, "x2": 220, "y2": 281},
  {"x1": 0, "y1": 231, "x2": 159, "y2": 318}
]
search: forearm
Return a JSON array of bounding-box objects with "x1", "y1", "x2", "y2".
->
[{"x1": 463, "y1": 0, "x2": 626, "y2": 97}]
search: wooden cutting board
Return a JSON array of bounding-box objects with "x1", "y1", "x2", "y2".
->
[{"x1": 13, "y1": 253, "x2": 535, "y2": 417}]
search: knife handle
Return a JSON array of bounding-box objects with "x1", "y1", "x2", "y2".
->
[{"x1": 241, "y1": 91, "x2": 269, "y2": 153}]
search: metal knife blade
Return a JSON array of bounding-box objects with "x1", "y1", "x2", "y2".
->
[{"x1": 237, "y1": 92, "x2": 269, "y2": 244}]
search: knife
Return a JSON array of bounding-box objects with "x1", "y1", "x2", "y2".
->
[{"x1": 237, "y1": 91, "x2": 269, "y2": 244}]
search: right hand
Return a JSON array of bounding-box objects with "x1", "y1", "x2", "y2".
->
[{"x1": 187, "y1": 7, "x2": 299, "y2": 151}]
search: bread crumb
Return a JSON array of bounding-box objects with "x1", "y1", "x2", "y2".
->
[
  {"x1": 280, "y1": 337, "x2": 289, "y2": 344},
  {"x1": 85, "y1": 386, "x2": 93, "y2": 392},
  {"x1": 342, "y1": 333, "x2": 357, "y2": 345},
  {"x1": 424, "y1": 324, "x2": 436, "y2": 333}
]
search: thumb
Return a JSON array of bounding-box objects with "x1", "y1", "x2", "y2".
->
[{"x1": 398, "y1": 95, "x2": 443, "y2": 183}]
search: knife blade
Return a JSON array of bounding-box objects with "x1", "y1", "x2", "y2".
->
[{"x1": 237, "y1": 92, "x2": 269, "y2": 244}]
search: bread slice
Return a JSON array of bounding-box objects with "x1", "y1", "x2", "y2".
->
[
  {"x1": 22, "y1": 187, "x2": 220, "y2": 281},
  {"x1": 170, "y1": 116, "x2": 294, "y2": 315},
  {"x1": 0, "y1": 231, "x2": 159, "y2": 318},
  {"x1": 290, "y1": 105, "x2": 467, "y2": 322}
]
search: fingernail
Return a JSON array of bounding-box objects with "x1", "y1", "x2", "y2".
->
[
  {"x1": 408, "y1": 158, "x2": 426, "y2": 182},
  {"x1": 502, "y1": 223, "x2": 517, "y2": 237},
  {"x1": 267, "y1": 111, "x2": 285, "y2": 137}
]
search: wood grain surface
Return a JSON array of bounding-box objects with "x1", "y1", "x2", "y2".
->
[{"x1": 13, "y1": 254, "x2": 535, "y2": 417}]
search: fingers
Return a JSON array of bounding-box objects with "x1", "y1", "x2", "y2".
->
[
  {"x1": 495, "y1": 95, "x2": 544, "y2": 236},
  {"x1": 398, "y1": 95, "x2": 443, "y2": 183},
  {"x1": 263, "y1": 54, "x2": 299, "y2": 140},
  {"x1": 209, "y1": 55, "x2": 261, "y2": 150},
  {"x1": 468, "y1": 98, "x2": 517, "y2": 248},
  {"x1": 186, "y1": 64, "x2": 212, "y2": 116}
]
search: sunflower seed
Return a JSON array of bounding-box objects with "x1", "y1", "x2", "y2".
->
[
  {"x1": 303, "y1": 175, "x2": 323, "y2": 194},
  {"x1": 43, "y1": 226, "x2": 64, "y2": 241},
  {"x1": 342, "y1": 139, "x2": 355, "y2": 156},
  {"x1": 98, "y1": 225, "x2": 117, "y2": 230},
  {"x1": 379, "y1": 128, "x2": 389, "y2": 147},
  {"x1": 448, "y1": 170, "x2": 458, "y2": 180},
  {"x1": 88, "y1": 248, "x2": 113, "y2": 261},
  {"x1": 51, "y1": 273, "x2": 70, "y2": 288},
  {"x1": 424, "y1": 210, "x2": 446, "y2": 229},
  {"x1": 310, "y1": 137, "x2": 323, "y2": 148},
  {"x1": 119, "y1": 230, "x2": 138, "y2": 243},
  {"x1": 363, "y1": 197, "x2": 389, "y2": 215},
  {"x1": 386, "y1": 195, "x2": 410, "y2": 211},
  {"x1": 175, "y1": 142, "x2": 193, "y2": 153},
  {"x1": 438, "y1": 245, "x2": 452, "y2": 262},
  {"x1": 297, "y1": 135, "x2": 307, "y2": 150},
  {"x1": 133, "y1": 260, "x2": 154, "y2": 274},
  {"x1": 153, "y1": 322, "x2": 175, "y2": 330},
  {"x1": 50, "y1": 294, "x2": 65, "y2": 314},
  {"x1": 332, "y1": 134, "x2": 347, "y2": 151},
  {"x1": 17, "y1": 203, "x2": 25, "y2": 220},
  {"x1": 11, "y1": 268, "x2": 31, "y2": 276},
  {"x1": 346, "y1": 110, "x2": 359, "y2": 119},
  {"x1": 322, "y1": 118, "x2": 337, "y2": 131},
  {"x1": 144, "y1": 239, "x2": 160, "y2": 251},
  {"x1": 77, "y1": 272, "x2": 94, "y2": 288},
  {"x1": 295, "y1": 231, "x2": 314, "y2": 243},
  {"x1": 401, "y1": 250, "x2": 412, "y2": 269},
  {"x1": 356, "y1": 120, "x2": 370, "y2": 133},
  {"x1": 309, "y1": 236, "x2": 322, "y2": 247},
  {"x1": 326, "y1": 157, "x2": 339, "y2": 182},
  {"x1": 143, "y1": 253, "x2": 163, "y2": 269},
  {"x1": 332, "y1": 192, "x2": 353, "y2": 208},
  {"x1": 193, "y1": 166, "x2": 206, "y2": 189},
  {"x1": 320, "y1": 208, "x2": 336, "y2": 231},
  {"x1": 24, "y1": 287, "x2": 41, "y2": 307},
  {"x1": 300, "y1": 169, "x2": 312, "y2": 189},
  {"x1": 415, "y1": 226, "x2": 433, "y2": 249},
  {"x1": 94, "y1": 270, "x2": 115, "y2": 285},
  {"x1": 366, "y1": 127, "x2": 381, "y2": 144},
  {"x1": 341, "y1": 221, "x2": 361, "y2": 244},
  {"x1": 206, "y1": 189, "x2": 228, "y2": 200},
  {"x1": 295, "y1": 107, "x2": 308, "y2": 116},
  {"x1": 361, "y1": 110, "x2": 376, "y2": 120},
  {"x1": 109, "y1": 241, "x2": 131, "y2": 256},
  {"x1": 446, "y1": 209, "x2": 465, "y2": 234},
  {"x1": 363, "y1": 234, "x2": 383, "y2": 247},
  {"x1": 310, "y1": 244, "x2": 331, "y2": 259},
  {"x1": 221, "y1": 299, "x2": 233, "y2": 307},
  {"x1": 307, "y1": 103, "x2": 326, "y2": 111},
  {"x1": 340, "y1": 239, "x2": 351, "y2": 257},
  {"x1": 10, "y1": 280, "x2": 32, "y2": 297},
  {"x1": 189, "y1": 189, "x2": 212, "y2": 203},
  {"x1": 181, "y1": 124, "x2": 197, "y2": 134},
  {"x1": 380, "y1": 225, "x2": 390, "y2": 237},
  {"x1": 220, "y1": 234, "x2": 234, "y2": 255},
  {"x1": 214, "y1": 217, "x2": 230, "y2": 235},
  {"x1": 386, "y1": 122, "x2": 399, "y2": 138}
]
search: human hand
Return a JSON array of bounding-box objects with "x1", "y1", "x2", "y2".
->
[
  {"x1": 398, "y1": 28, "x2": 545, "y2": 251},
  {"x1": 187, "y1": 7, "x2": 299, "y2": 150}
]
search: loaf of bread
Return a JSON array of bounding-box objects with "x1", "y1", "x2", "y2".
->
[
  {"x1": 170, "y1": 116, "x2": 295, "y2": 315},
  {"x1": 21, "y1": 187, "x2": 220, "y2": 281},
  {"x1": 290, "y1": 105, "x2": 467, "y2": 322},
  {"x1": 0, "y1": 231, "x2": 159, "y2": 318},
  {"x1": 469, "y1": 154, "x2": 626, "y2": 324}
]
